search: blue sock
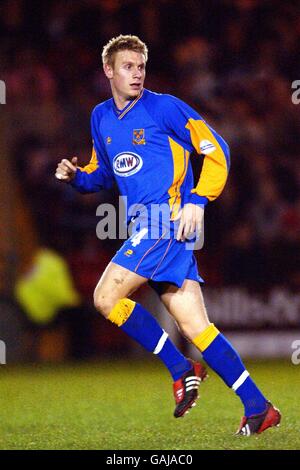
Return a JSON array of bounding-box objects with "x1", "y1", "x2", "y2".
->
[
  {"x1": 193, "y1": 324, "x2": 267, "y2": 417},
  {"x1": 121, "y1": 302, "x2": 191, "y2": 381}
]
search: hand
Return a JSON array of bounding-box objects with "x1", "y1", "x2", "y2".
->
[
  {"x1": 55, "y1": 157, "x2": 78, "y2": 182},
  {"x1": 174, "y1": 203, "x2": 204, "y2": 242}
]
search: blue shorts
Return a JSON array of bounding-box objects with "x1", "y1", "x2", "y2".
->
[{"x1": 111, "y1": 222, "x2": 203, "y2": 289}]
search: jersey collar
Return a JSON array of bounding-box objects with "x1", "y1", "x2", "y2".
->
[{"x1": 113, "y1": 88, "x2": 144, "y2": 120}]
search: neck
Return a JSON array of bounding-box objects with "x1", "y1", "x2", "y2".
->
[
  {"x1": 113, "y1": 93, "x2": 130, "y2": 110},
  {"x1": 111, "y1": 87, "x2": 141, "y2": 110}
]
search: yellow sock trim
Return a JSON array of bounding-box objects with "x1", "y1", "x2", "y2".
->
[
  {"x1": 192, "y1": 323, "x2": 220, "y2": 352},
  {"x1": 107, "y1": 298, "x2": 136, "y2": 327}
]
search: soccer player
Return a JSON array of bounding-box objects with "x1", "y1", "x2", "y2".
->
[{"x1": 55, "y1": 35, "x2": 281, "y2": 435}]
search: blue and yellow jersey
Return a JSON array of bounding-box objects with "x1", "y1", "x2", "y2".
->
[{"x1": 71, "y1": 88, "x2": 230, "y2": 221}]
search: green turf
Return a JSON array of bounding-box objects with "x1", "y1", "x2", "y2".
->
[{"x1": 0, "y1": 359, "x2": 299, "y2": 450}]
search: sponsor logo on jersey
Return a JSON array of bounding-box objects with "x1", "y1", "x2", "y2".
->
[
  {"x1": 200, "y1": 139, "x2": 216, "y2": 155},
  {"x1": 113, "y1": 152, "x2": 143, "y2": 177},
  {"x1": 133, "y1": 129, "x2": 145, "y2": 145}
]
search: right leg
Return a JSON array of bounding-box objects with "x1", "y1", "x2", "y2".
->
[
  {"x1": 93, "y1": 261, "x2": 147, "y2": 318},
  {"x1": 94, "y1": 261, "x2": 192, "y2": 381}
]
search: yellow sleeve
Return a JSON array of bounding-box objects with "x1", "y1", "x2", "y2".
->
[
  {"x1": 186, "y1": 119, "x2": 230, "y2": 203},
  {"x1": 78, "y1": 144, "x2": 99, "y2": 174}
]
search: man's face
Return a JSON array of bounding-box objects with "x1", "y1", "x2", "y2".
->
[{"x1": 104, "y1": 50, "x2": 146, "y2": 101}]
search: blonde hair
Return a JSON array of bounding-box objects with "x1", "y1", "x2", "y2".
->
[{"x1": 102, "y1": 34, "x2": 148, "y2": 66}]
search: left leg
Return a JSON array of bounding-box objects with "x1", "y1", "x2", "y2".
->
[
  {"x1": 160, "y1": 279, "x2": 281, "y2": 434},
  {"x1": 158, "y1": 279, "x2": 210, "y2": 340}
]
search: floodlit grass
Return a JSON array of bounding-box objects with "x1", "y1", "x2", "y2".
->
[{"x1": 0, "y1": 360, "x2": 299, "y2": 450}]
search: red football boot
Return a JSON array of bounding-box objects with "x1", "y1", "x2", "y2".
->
[
  {"x1": 173, "y1": 360, "x2": 208, "y2": 418},
  {"x1": 236, "y1": 401, "x2": 281, "y2": 436}
]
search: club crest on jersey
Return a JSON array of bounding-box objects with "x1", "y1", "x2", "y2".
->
[
  {"x1": 133, "y1": 129, "x2": 145, "y2": 145},
  {"x1": 113, "y1": 152, "x2": 143, "y2": 177}
]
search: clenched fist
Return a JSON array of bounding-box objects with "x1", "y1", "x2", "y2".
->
[{"x1": 55, "y1": 157, "x2": 78, "y2": 182}]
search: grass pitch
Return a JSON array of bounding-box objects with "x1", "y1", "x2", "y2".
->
[{"x1": 0, "y1": 359, "x2": 299, "y2": 450}]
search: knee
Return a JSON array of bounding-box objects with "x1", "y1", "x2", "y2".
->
[
  {"x1": 177, "y1": 320, "x2": 210, "y2": 343},
  {"x1": 93, "y1": 289, "x2": 115, "y2": 318},
  {"x1": 94, "y1": 292, "x2": 136, "y2": 327}
]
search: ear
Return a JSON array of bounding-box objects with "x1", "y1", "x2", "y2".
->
[{"x1": 103, "y1": 62, "x2": 113, "y2": 79}]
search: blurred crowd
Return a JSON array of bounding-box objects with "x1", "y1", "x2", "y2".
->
[{"x1": 1, "y1": 0, "x2": 300, "y2": 305}]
